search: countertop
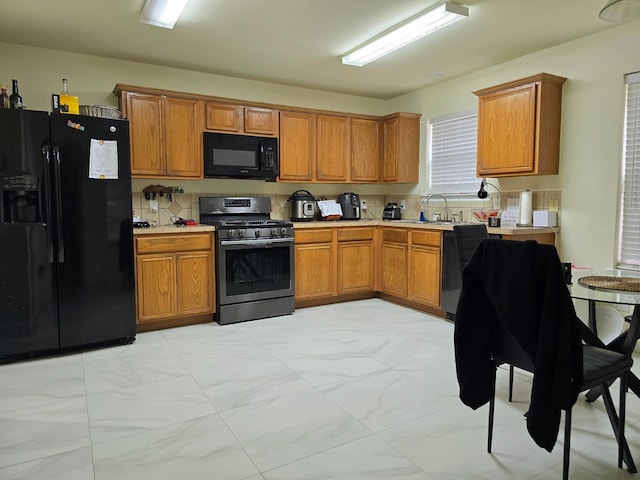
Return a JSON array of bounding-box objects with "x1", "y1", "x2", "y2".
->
[
  {"x1": 290, "y1": 219, "x2": 558, "y2": 236},
  {"x1": 133, "y1": 224, "x2": 216, "y2": 235},
  {"x1": 131, "y1": 220, "x2": 557, "y2": 237}
]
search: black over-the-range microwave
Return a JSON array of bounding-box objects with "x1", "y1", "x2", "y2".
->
[{"x1": 203, "y1": 132, "x2": 279, "y2": 180}]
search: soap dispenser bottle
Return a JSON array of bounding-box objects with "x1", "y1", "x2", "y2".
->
[{"x1": 419, "y1": 205, "x2": 426, "y2": 222}]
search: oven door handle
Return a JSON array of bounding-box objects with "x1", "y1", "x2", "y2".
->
[{"x1": 220, "y1": 238, "x2": 293, "y2": 247}]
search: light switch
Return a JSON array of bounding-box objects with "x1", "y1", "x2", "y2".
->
[{"x1": 549, "y1": 199, "x2": 559, "y2": 212}]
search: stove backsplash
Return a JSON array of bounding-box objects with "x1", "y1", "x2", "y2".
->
[{"x1": 131, "y1": 191, "x2": 560, "y2": 226}]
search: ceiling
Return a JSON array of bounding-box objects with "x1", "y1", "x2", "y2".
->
[{"x1": 0, "y1": 0, "x2": 625, "y2": 99}]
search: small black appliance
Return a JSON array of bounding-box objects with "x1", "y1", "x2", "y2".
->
[
  {"x1": 382, "y1": 203, "x2": 402, "y2": 220},
  {"x1": 337, "y1": 192, "x2": 361, "y2": 220}
]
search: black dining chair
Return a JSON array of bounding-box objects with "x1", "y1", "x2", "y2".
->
[
  {"x1": 454, "y1": 239, "x2": 635, "y2": 480},
  {"x1": 453, "y1": 224, "x2": 489, "y2": 270}
]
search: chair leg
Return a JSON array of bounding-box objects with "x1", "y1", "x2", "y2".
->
[
  {"x1": 563, "y1": 408, "x2": 571, "y2": 480},
  {"x1": 488, "y1": 364, "x2": 497, "y2": 453},
  {"x1": 509, "y1": 365, "x2": 514, "y2": 402},
  {"x1": 619, "y1": 373, "x2": 627, "y2": 469}
]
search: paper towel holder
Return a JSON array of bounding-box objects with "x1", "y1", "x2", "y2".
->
[{"x1": 517, "y1": 189, "x2": 533, "y2": 226}]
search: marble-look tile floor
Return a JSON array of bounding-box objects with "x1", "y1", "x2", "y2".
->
[{"x1": 1, "y1": 298, "x2": 640, "y2": 479}]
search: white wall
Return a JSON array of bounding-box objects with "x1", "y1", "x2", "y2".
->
[
  {"x1": 3, "y1": 19, "x2": 640, "y2": 267},
  {"x1": 388, "y1": 21, "x2": 640, "y2": 268}
]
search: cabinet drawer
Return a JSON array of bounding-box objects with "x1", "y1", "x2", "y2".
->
[
  {"x1": 136, "y1": 234, "x2": 212, "y2": 254},
  {"x1": 295, "y1": 229, "x2": 334, "y2": 244},
  {"x1": 412, "y1": 230, "x2": 441, "y2": 247},
  {"x1": 382, "y1": 228, "x2": 408, "y2": 244},
  {"x1": 337, "y1": 227, "x2": 374, "y2": 242}
]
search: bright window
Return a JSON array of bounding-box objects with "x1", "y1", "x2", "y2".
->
[
  {"x1": 618, "y1": 71, "x2": 640, "y2": 268},
  {"x1": 428, "y1": 111, "x2": 478, "y2": 193}
]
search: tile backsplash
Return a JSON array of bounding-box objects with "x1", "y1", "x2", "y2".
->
[{"x1": 132, "y1": 190, "x2": 561, "y2": 226}]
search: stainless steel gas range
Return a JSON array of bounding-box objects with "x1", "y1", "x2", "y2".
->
[{"x1": 199, "y1": 197, "x2": 295, "y2": 325}]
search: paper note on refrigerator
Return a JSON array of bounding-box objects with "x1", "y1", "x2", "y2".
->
[{"x1": 89, "y1": 139, "x2": 118, "y2": 179}]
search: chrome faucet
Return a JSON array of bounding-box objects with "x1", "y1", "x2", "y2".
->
[{"x1": 425, "y1": 194, "x2": 449, "y2": 222}]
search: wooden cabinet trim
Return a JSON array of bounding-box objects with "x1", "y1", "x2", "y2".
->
[
  {"x1": 337, "y1": 227, "x2": 375, "y2": 242},
  {"x1": 294, "y1": 229, "x2": 334, "y2": 244},
  {"x1": 382, "y1": 228, "x2": 408, "y2": 244},
  {"x1": 411, "y1": 230, "x2": 442, "y2": 247},
  {"x1": 136, "y1": 234, "x2": 212, "y2": 254}
]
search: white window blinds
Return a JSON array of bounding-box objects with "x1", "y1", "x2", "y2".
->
[
  {"x1": 429, "y1": 111, "x2": 478, "y2": 191},
  {"x1": 619, "y1": 71, "x2": 640, "y2": 268}
]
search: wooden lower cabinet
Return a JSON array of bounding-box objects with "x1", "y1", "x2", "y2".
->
[
  {"x1": 293, "y1": 225, "x2": 554, "y2": 314},
  {"x1": 409, "y1": 230, "x2": 442, "y2": 308},
  {"x1": 337, "y1": 228, "x2": 374, "y2": 294},
  {"x1": 294, "y1": 229, "x2": 334, "y2": 300},
  {"x1": 380, "y1": 229, "x2": 408, "y2": 298},
  {"x1": 135, "y1": 233, "x2": 215, "y2": 328}
]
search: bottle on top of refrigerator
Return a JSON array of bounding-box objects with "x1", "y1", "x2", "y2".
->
[
  {"x1": 9, "y1": 79, "x2": 22, "y2": 109},
  {"x1": 59, "y1": 78, "x2": 79, "y2": 114},
  {"x1": 0, "y1": 86, "x2": 8, "y2": 108}
]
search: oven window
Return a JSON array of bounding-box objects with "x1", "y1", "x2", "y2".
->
[
  {"x1": 225, "y1": 245, "x2": 291, "y2": 295},
  {"x1": 213, "y1": 148, "x2": 257, "y2": 167}
]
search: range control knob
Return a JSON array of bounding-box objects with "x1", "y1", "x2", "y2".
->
[
  {"x1": 238, "y1": 230, "x2": 245, "y2": 237},
  {"x1": 281, "y1": 227, "x2": 288, "y2": 236},
  {"x1": 255, "y1": 229, "x2": 261, "y2": 237},
  {"x1": 228, "y1": 229, "x2": 236, "y2": 238},
  {"x1": 271, "y1": 228, "x2": 279, "y2": 236}
]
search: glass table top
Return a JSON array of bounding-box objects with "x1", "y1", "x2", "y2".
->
[{"x1": 568, "y1": 267, "x2": 640, "y2": 306}]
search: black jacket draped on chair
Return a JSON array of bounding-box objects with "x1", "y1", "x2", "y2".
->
[{"x1": 454, "y1": 239, "x2": 583, "y2": 451}]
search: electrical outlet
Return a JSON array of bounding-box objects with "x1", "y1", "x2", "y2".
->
[
  {"x1": 149, "y1": 199, "x2": 158, "y2": 213},
  {"x1": 400, "y1": 199, "x2": 406, "y2": 211},
  {"x1": 361, "y1": 199, "x2": 368, "y2": 211},
  {"x1": 549, "y1": 199, "x2": 559, "y2": 212}
]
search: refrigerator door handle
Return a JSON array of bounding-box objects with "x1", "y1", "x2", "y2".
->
[
  {"x1": 52, "y1": 146, "x2": 64, "y2": 263},
  {"x1": 42, "y1": 145, "x2": 56, "y2": 264}
]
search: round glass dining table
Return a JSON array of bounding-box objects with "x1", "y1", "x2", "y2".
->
[{"x1": 568, "y1": 267, "x2": 640, "y2": 473}]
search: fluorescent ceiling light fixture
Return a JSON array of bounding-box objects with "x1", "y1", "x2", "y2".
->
[
  {"x1": 140, "y1": 0, "x2": 190, "y2": 29},
  {"x1": 342, "y1": 2, "x2": 469, "y2": 67},
  {"x1": 599, "y1": 0, "x2": 640, "y2": 21}
]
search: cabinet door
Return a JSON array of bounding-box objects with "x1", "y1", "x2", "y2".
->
[
  {"x1": 136, "y1": 254, "x2": 177, "y2": 322},
  {"x1": 316, "y1": 115, "x2": 350, "y2": 182},
  {"x1": 176, "y1": 251, "x2": 214, "y2": 315},
  {"x1": 126, "y1": 93, "x2": 165, "y2": 176},
  {"x1": 279, "y1": 111, "x2": 316, "y2": 181},
  {"x1": 382, "y1": 118, "x2": 398, "y2": 182},
  {"x1": 245, "y1": 107, "x2": 279, "y2": 136},
  {"x1": 381, "y1": 243, "x2": 408, "y2": 297},
  {"x1": 165, "y1": 97, "x2": 203, "y2": 178},
  {"x1": 351, "y1": 118, "x2": 379, "y2": 182},
  {"x1": 338, "y1": 241, "x2": 373, "y2": 294},
  {"x1": 295, "y1": 243, "x2": 334, "y2": 299},
  {"x1": 477, "y1": 83, "x2": 537, "y2": 176},
  {"x1": 410, "y1": 246, "x2": 441, "y2": 307},
  {"x1": 205, "y1": 103, "x2": 242, "y2": 132}
]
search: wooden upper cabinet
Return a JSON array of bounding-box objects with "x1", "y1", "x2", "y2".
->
[
  {"x1": 126, "y1": 93, "x2": 165, "y2": 176},
  {"x1": 205, "y1": 103, "x2": 279, "y2": 136},
  {"x1": 244, "y1": 107, "x2": 279, "y2": 136},
  {"x1": 205, "y1": 103, "x2": 242, "y2": 132},
  {"x1": 279, "y1": 111, "x2": 316, "y2": 182},
  {"x1": 382, "y1": 113, "x2": 420, "y2": 183},
  {"x1": 120, "y1": 89, "x2": 202, "y2": 179},
  {"x1": 316, "y1": 115, "x2": 350, "y2": 182},
  {"x1": 351, "y1": 118, "x2": 379, "y2": 182},
  {"x1": 164, "y1": 97, "x2": 203, "y2": 178},
  {"x1": 474, "y1": 72, "x2": 567, "y2": 177}
]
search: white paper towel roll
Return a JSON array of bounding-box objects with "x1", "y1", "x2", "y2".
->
[{"x1": 519, "y1": 190, "x2": 533, "y2": 225}]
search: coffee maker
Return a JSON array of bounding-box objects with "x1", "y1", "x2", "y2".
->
[{"x1": 337, "y1": 192, "x2": 361, "y2": 220}]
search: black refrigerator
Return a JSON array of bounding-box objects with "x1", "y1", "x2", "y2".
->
[{"x1": 0, "y1": 109, "x2": 136, "y2": 359}]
